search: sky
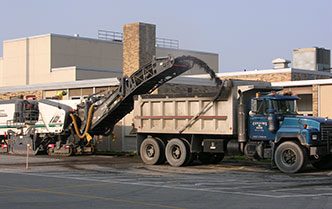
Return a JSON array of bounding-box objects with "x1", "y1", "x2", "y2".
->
[{"x1": 0, "y1": 0, "x2": 331, "y2": 72}]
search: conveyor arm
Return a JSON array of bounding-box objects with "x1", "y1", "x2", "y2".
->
[{"x1": 89, "y1": 56, "x2": 222, "y2": 135}]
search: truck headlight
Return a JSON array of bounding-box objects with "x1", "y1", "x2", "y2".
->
[{"x1": 312, "y1": 134, "x2": 318, "y2": 141}]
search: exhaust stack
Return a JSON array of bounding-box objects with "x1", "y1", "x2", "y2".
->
[{"x1": 237, "y1": 90, "x2": 246, "y2": 152}]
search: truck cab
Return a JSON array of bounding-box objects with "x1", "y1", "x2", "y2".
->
[{"x1": 248, "y1": 92, "x2": 332, "y2": 173}]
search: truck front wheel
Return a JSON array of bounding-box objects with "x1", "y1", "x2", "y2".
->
[
  {"x1": 165, "y1": 138, "x2": 189, "y2": 167},
  {"x1": 140, "y1": 137, "x2": 165, "y2": 165},
  {"x1": 274, "y1": 141, "x2": 307, "y2": 173}
]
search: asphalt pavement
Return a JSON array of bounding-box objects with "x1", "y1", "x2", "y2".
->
[{"x1": 0, "y1": 154, "x2": 332, "y2": 209}]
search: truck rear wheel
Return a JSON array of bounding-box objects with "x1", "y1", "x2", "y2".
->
[
  {"x1": 140, "y1": 137, "x2": 165, "y2": 165},
  {"x1": 312, "y1": 155, "x2": 332, "y2": 170},
  {"x1": 165, "y1": 138, "x2": 189, "y2": 167},
  {"x1": 181, "y1": 138, "x2": 196, "y2": 165},
  {"x1": 274, "y1": 141, "x2": 307, "y2": 173}
]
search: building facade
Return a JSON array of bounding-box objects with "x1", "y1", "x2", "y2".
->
[
  {"x1": 0, "y1": 33, "x2": 219, "y2": 87},
  {"x1": 0, "y1": 24, "x2": 331, "y2": 152}
]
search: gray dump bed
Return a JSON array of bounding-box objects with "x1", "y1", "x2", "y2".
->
[{"x1": 134, "y1": 93, "x2": 236, "y2": 135}]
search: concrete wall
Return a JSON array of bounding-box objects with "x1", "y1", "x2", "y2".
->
[
  {"x1": 157, "y1": 48, "x2": 219, "y2": 74},
  {"x1": 49, "y1": 67, "x2": 76, "y2": 83},
  {"x1": 319, "y1": 85, "x2": 332, "y2": 117},
  {"x1": 76, "y1": 69, "x2": 122, "y2": 80},
  {"x1": 51, "y1": 35, "x2": 123, "y2": 70},
  {"x1": 2, "y1": 36, "x2": 53, "y2": 86},
  {"x1": 293, "y1": 48, "x2": 316, "y2": 71},
  {"x1": 293, "y1": 48, "x2": 331, "y2": 72},
  {"x1": 2, "y1": 38, "x2": 28, "y2": 86},
  {"x1": 1, "y1": 34, "x2": 218, "y2": 88},
  {"x1": 0, "y1": 58, "x2": 3, "y2": 86},
  {"x1": 0, "y1": 34, "x2": 125, "y2": 87},
  {"x1": 28, "y1": 35, "x2": 52, "y2": 85}
]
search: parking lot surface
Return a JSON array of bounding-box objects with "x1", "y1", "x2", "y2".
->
[{"x1": 0, "y1": 154, "x2": 332, "y2": 209}]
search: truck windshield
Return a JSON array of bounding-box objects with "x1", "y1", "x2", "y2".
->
[{"x1": 272, "y1": 100, "x2": 298, "y2": 115}]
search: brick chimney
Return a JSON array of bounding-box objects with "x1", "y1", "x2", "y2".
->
[{"x1": 123, "y1": 22, "x2": 156, "y2": 76}]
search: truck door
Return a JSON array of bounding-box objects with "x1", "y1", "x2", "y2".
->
[{"x1": 249, "y1": 98, "x2": 275, "y2": 140}]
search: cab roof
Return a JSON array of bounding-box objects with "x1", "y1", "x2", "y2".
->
[{"x1": 259, "y1": 93, "x2": 300, "y2": 100}]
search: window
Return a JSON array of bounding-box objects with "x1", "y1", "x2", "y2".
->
[
  {"x1": 70, "y1": 96, "x2": 82, "y2": 100},
  {"x1": 297, "y1": 94, "x2": 312, "y2": 112},
  {"x1": 256, "y1": 99, "x2": 268, "y2": 115},
  {"x1": 272, "y1": 100, "x2": 298, "y2": 115}
]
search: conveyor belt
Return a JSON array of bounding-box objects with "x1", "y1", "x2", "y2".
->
[{"x1": 89, "y1": 56, "x2": 223, "y2": 135}]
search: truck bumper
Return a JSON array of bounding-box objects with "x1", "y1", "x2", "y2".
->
[{"x1": 310, "y1": 146, "x2": 332, "y2": 155}]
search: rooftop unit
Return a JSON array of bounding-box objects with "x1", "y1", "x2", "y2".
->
[{"x1": 293, "y1": 47, "x2": 331, "y2": 72}]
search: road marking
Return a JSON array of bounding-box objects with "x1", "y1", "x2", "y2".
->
[
  {"x1": 0, "y1": 182, "x2": 114, "y2": 195},
  {"x1": 2, "y1": 170, "x2": 332, "y2": 199},
  {"x1": 0, "y1": 190, "x2": 27, "y2": 194},
  {"x1": 270, "y1": 188, "x2": 304, "y2": 192},
  {"x1": 45, "y1": 182, "x2": 114, "y2": 190},
  {"x1": 0, "y1": 184, "x2": 185, "y2": 209}
]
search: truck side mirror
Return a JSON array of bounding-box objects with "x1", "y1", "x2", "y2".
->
[
  {"x1": 249, "y1": 99, "x2": 257, "y2": 117},
  {"x1": 251, "y1": 99, "x2": 257, "y2": 113}
]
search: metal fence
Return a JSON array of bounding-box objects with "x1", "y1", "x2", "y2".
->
[
  {"x1": 98, "y1": 30, "x2": 179, "y2": 49},
  {"x1": 98, "y1": 30, "x2": 123, "y2": 42},
  {"x1": 156, "y1": 37, "x2": 179, "y2": 49}
]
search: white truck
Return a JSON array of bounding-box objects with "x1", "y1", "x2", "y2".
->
[{"x1": 0, "y1": 100, "x2": 82, "y2": 155}]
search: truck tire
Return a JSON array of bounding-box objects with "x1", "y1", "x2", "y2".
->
[
  {"x1": 165, "y1": 138, "x2": 189, "y2": 167},
  {"x1": 154, "y1": 137, "x2": 166, "y2": 164},
  {"x1": 274, "y1": 141, "x2": 307, "y2": 173},
  {"x1": 312, "y1": 155, "x2": 332, "y2": 170},
  {"x1": 140, "y1": 137, "x2": 164, "y2": 165},
  {"x1": 181, "y1": 138, "x2": 196, "y2": 165}
]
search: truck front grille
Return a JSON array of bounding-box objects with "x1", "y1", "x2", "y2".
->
[{"x1": 321, "y1": 123, "x2": 332, "y2": 141}]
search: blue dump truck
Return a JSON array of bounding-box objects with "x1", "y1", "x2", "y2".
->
[{"x1": 134, "y1": 80, "x2": 332, "y2": 173}]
